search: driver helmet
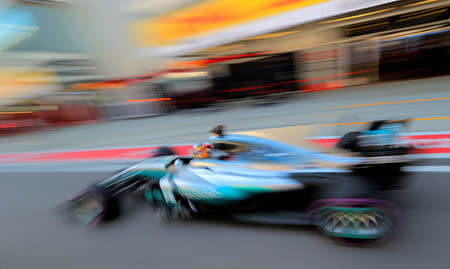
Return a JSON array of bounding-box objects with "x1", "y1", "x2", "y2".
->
[{"x1": 192, "y1": 143, "x2": 213, "y2": 159}]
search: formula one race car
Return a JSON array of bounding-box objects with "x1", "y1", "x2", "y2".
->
[
  {"x1": 337, "y1": 119, "x2": 412, "y2": 157},
  {"x1": 62, "y1": 122, "x2": 414, "y2": 246}
]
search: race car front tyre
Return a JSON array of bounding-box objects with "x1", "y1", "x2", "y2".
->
[{"x1": 64, "y1": 185, "x2": 120, "y2": 227}]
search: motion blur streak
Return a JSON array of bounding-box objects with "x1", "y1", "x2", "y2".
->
[
  {"x1": 321, "y1": 8, "x2": 394, "y2": 23},
  {"x1": 0, "y1": 111, "x2": 34, "y2": 114},
  {"x1": 1, "y1": 0, "x2": 450, "y2": 267},
  {"x1": 321, "y1": 121, "x2": 372, "y2": 127},
  {"x1": 126, "y1": 98, "x2": 172, "y2": 103},
  {"x1": 218, "y1": 71, "x2": 370, "y2": 93},
  {"x1": 329, "y1": 97, "x2": 450, "y2": 109},
  {"x1": 322, "y1": 117, "x2": 450, "y2": 126},
  {"x1": 0, "y1": 140, "x2": 39, "y2": 145},
  {"x1": 409, "y1": 116, "x2": 450, "y2": 122},
  {"x1": 0, "y1": 124, "x2": 17, "y2": 128},
  {"x1": 406, "y1": 0, "x2": 441, "y2": 7}
]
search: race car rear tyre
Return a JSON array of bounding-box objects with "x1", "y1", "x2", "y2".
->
[
  {"x1": 154, "y1": 146, "x2": 176, "y2": 157},
  {"x1": 337, "y1": 131, "x2": 361, "y2": 152},
  {"x1": 65, "y1": 185, "x2": 120, "y2": 227},
  {"x1": 368, "y1": 120, "x2": 388, "y2": 131},
  {"x1": 308, "y1": 198, "x2": 398, "y2": 246}
]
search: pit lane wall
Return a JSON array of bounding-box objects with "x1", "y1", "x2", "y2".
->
[
  {"x1": 1, "y1": 132, "x2": 448, "y2": 163},
  {"x1": 133, "y1": 0, "x2": 450, "y2": 96}
]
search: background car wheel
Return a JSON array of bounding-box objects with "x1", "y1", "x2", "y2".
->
[
  {"x1": 308, "y1": 198, "x2": 398, "y2": 246},
  {"x1": 337, "y1": 131, "x2": 361, "y2": 152},
  {"x1": 368, "y1": 120, "x2": 388, "y2": 131},
  {"x1": 153, "y1": 146, "x2": 176, "y2": 157}
]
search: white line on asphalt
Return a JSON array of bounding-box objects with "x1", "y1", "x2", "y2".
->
[
  {"x1": 311, "y1": 131, "x2": 450, "y2": 140},
  {"x1": 0, "y1": 163, "x2": 132, "y2": 173},
  {"x1": 412, "y1": 154, "x2": 450, "y2": 159},
  {"x1": 403, "y1": 166, "x2": 450, "y2": 173},
  {"x1": 3, "y1": 131, "x2": 450, "y2": 155},
  {"x1": 0, "y1": 143, "x2": 191, "y2": 155}
]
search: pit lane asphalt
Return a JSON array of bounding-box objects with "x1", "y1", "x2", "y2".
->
[{"x1": 0, "y1": 170, "x2": 449, "y2": 269}]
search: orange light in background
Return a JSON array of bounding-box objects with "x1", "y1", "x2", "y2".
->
[
  {"x1": 73, "y1": 82, "x2": 127, "y2": 90},
  {"x1": 126, "y1": 98, "x2": 172, "y2": 103},
  {"x1": 166, "y1": 60, "x2": 209, "y2": 69}
]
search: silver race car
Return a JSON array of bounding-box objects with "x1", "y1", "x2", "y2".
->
[{"x1": 62, "y1": 123, "x2": 414, "y2": 246}]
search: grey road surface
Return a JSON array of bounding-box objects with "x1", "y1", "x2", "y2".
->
[
  {"x1": 0, "y1": 170, "x2": 449, "y2": 269},
  {"x1": 1, "y1": 76, "x2": 450, "y2": 269}
]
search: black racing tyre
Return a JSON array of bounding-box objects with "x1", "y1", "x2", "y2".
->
[
  {"x1": 309, "y1": 176, "x2": 398, "y2": 246},
  {"x1": 65, "y1": 185, "x2": 120, "y2": 226},
  {"x1": 368, "y1": 120, "x2": 388, "y2": 131},
  {"x1": 368, "y1": 119, "x2": 409, "y2": 131},
  {"x1": 153, "y1": 146, "x2": 176, "y2": 157},
  {"x1": 308, "y1": 198, "x2": 398, "y2": 246},
  {"x1": 94, "y1": 186, "x2": 120, "y2": 221},
  {"x1": 337, "y1": 131, "x2": 361, "y2": 152},
  {"x1": 317, "y1": 176, "x2": 377, "y2": 199}
]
